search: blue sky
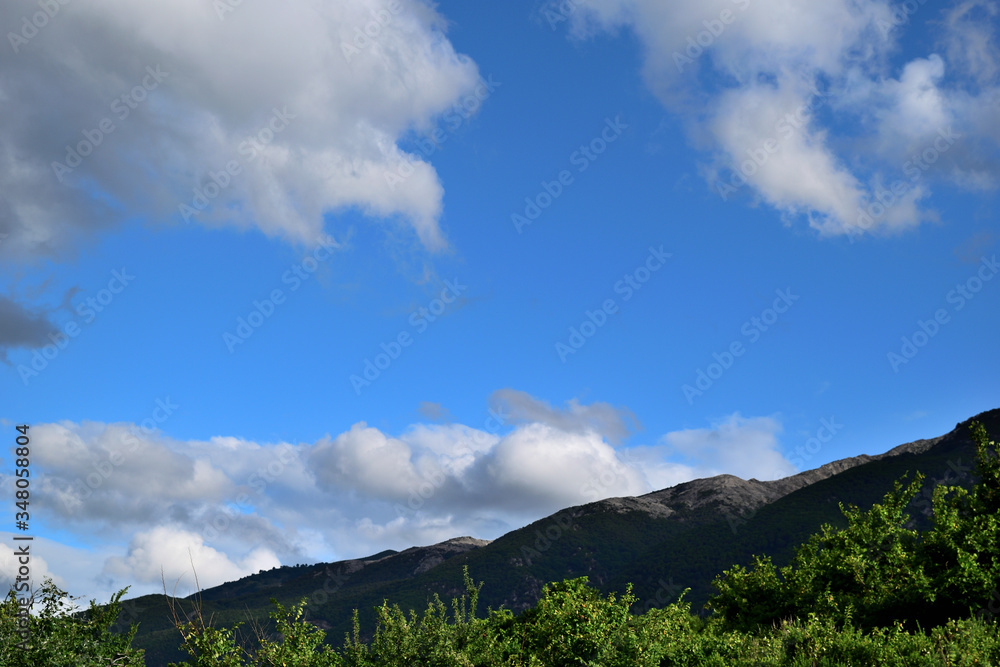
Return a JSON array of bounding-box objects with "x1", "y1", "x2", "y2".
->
[{"x1": 1, "y1": 0, "x2": 998, "y2": 605}]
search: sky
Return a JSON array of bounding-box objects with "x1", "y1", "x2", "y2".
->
[{"x1": 1, "y1": 0, "x2": 998, "y2": 607}]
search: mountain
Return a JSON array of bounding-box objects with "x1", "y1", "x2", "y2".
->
[{"x1": 119, "y1": 408, "x2": 999, "y2": 666}]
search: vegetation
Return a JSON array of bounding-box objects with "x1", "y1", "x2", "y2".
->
[
  {"x1": 0, "y1": 579, "x2": 144, "y2": 665},
  {"x1": 3, "y1": 422, "x2": 998, "y2": 665}
]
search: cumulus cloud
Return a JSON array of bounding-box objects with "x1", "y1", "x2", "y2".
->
[
  {"x1": 104, "y1": 526, "x2": 281, "y2": 594},
  {"x1": 0, "y1": 0, "x2": 482, "y2": 260},
  {"x1": 562, "y1": 0, "x2": 1000, "y2": 237},
  {"x1": 309, "y1": 423, "x2": 426, "y2": 500},
  {"x1": 3, "y1": 395, "x2": 795, "y2": 603}
]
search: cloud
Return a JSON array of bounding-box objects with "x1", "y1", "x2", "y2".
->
[
  {"x1": 31, "y1": 422, "x2": 234, "y2": 524},
  {"x1": 417, "y1": 401, "x2": 451, "y2": 422},
  {"x1": 953, "y1": 230, "x2": 998, "y2": 263},
  {"x1": 0, "y1": 296, "x2": 57, "y2": 360},
  {"x1": 639, "y1": 413, "x2": 795, "y2": 484},
  {"x1": 490, "y1": 388, "x2": 640, "y2": 444},
  {"x1": 563, "y1": 0, "x2": 1000, "y2": 237},
  {"x1": 708, "y1": 79, "x2": 869, "y2": 235},
  {"x1": 0, "y1": 0, "x2": 482, "y2": 260},
  {"x1": 309, "y1": 423, "x2": 425, "y2": 500},
  {"x1": 939, "y1": 0, "x2": 1000, "y2": 85},
  {"x1": 103, "y1": 526, "x2": 281, "y2": 594}
]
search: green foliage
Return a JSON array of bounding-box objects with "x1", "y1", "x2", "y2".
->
[
  {"x1": 0, "y1": 578, "x2": 144, "y2": 666},
  {"x1": 709, "y1": 420, "x2": 1000, "y2": 632},
  {"x1": 168, "y1": 619, "x2": 247, "y2": 666},
  {"x1": 920, "y1": 421, "x2": 1000, "y2": 623},
  {"x1": 250, "y1": 598, "x2": 341, "y2": 666}
]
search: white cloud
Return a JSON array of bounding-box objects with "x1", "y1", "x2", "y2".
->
[
  {"x1": 0, "y1": 0, "x2": 482, "y2": 260},
  {"x1": 940, "y1": 0, "x2": 1000, "y2": 84},
  {"x1": 103, "y1": 526, "x2": 281, "y2": 595},
  {"x1": 876, "y1": 56, "x2": 951, "y2": 150},
  {"x1": 475, "y1": 423, "x2": 648, "y2": 510},
  {"x1": 709, "y1": 80, "x2": 867, "y2": 235},
  {"x1": 563, "y1": 0, "x2": 1000, "y2": 237},
  {"x1": 309, "y1": 422, "x2": 424, "y2": 500},
  {"x1": 648, "y1": 413, "x2": 795, "y2": 482}
]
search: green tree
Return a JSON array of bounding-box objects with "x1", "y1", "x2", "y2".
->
[
  {"x1": 709, "y1": 421, "x2": 1000, "y2": 632},
  {"x1": 920, "y1": 421, "x2": 1000, "y2": 624},
  {"x1": 0, "y1": 578, "x2": 144, "y2": 666}
]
